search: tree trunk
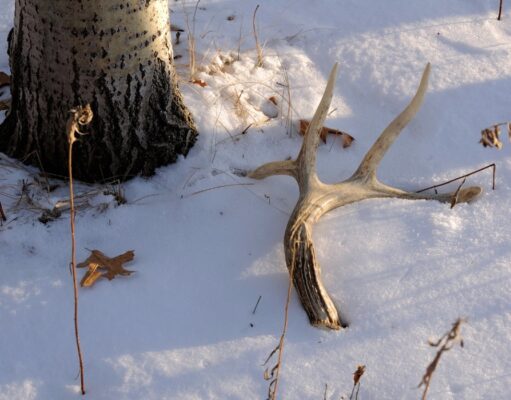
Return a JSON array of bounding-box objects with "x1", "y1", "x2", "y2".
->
[{"x1": 0, "y1": 0, "x2": 197, "y2": 182}]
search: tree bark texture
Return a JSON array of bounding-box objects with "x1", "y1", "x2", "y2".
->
[{"x1": 0, "y1": 0, "x2": 197, "y2": 182}]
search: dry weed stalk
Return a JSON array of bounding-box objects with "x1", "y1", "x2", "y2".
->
[
  {"x1": 253, "y1": 5, "x2": 263, "y2": 67},
  {"x1": 0, "y1": 201, "x2": 6, "y2": 223},
  {"x1": 184, "y1": 0, "x2": 201, "y2": 80},
  {"x1": 498, "y1": 0, "x2": 504, "y2": 20},
  {"x1": 349, "y1": 365, "x2": 366, "y2": 400},
  {"x1": 416, "y1": 163, "x2": 496, "y2": 194},
  {"x1": 418, "y1": 318, "x2": 466, "y2": 400},
  {"x1": 263, "y1": 247, "x2": 297, "y2": 400},
  {"x1": 67, "y1": 104, "x2": 93, "y2": 395}
]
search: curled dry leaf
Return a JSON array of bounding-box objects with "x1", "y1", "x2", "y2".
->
[
  {"x1": 353, "y1": 365, "x2": 366, "y2": 386},
  {"x1": 192, "y1": 79, "x2": 207, "y2": 87},
  {"x1": 170, "y1": 23, "x2": 184, "y2": 32},
  {"x1": 78, "y1": 249, "x2": 135, "y2": 287},
  {"x1": 299, "y1": 119, "x2": 355, "y2": 148},
  {"x1": 0, "y1": 71, "x2": 10, "y2": 88},
  {"x1": 480, "y1": 125, "x2": 502, "y2": 149},
  {"x1": 262, "y1": 96, "x2": 279, "y2": 119},
  {"x1": 0, "y1": 99, "x2": 10, "y2": 111}
]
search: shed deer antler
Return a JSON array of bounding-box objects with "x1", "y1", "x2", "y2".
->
[{"x1": 249, "y1": 63, "x2": 482, "y2": 330}]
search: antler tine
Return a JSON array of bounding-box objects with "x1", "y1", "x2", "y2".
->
[
  {"x1": 248, "y1": 63, "x2": 339, "y2": 184},
  {"x1": 247, "y1": 159, "x2": 297, "y2": 180},
  {"x1": 297, "y1": 63, "x2": 339, "y2": 185},
  {"x1": 351, "y1": 63, "x2": 431, "y2": 182},
  {"x1": 374, "y1": 181, "x2": 482, "y2": 204}
]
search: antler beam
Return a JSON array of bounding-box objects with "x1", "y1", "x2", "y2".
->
[{"x1": 249, "y1": 63, "x2": 482, "y2": 330}]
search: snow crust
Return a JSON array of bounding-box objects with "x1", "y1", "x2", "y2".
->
[{"x1": 1, "y1": 1, "x2": 511, "y2": 399}]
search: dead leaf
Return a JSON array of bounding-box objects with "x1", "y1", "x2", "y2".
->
[
  {"x1": 0, "y1": 99, "x2": 10, "y2": 111},
  {"x1": 268, "y1": 96, "x2": 278, "y2": 106},
  {"x1": 170, "y1": 24, "x2": 184, "y2": 32},
  {"x1": 341, "y1": 132, "x2": 355, "y2": 148},
  {"x1": 80, "y1": 264, "x2": 103, "y2": 287},
  {"x1": 480, "y1": 126, "x2": 502, "y2": 149},
  {"x1": 353, "y1": 365, "x2": 366, "y2": 386},
  {"x1": 299, "y1": 119, "x2": 355, "y2": 148},
  {"x1": 0, "y1": 72, "x2": 10, "y2": 88},
  {"x1": 78, "y1": 249, "x2": 135, "y2": 287},
  {"x1": 192, "y1": 79, "x2": 207, "y2": 87}
]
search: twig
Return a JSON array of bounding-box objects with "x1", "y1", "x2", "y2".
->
[
  {"x1": 264, "y1": 246, "x2": 297, "y2": 400},
  {"x1": 0, "y1": 201, "x2": 6, "y2": 224},
  {"x1": 416, "y1": 163, "x2": 496, "y2": 193},
  {"x1": 450, "y1": 178, "x2": 466, "y2": 209},
  {"x1": 253, "y1": 5, "x2": 263, "y2": 67},
  {"x1": 184, "y1": 0, "x2": 201, "y2": 80},
  {"x1": 418, "y1": 318, "x2": 466, "y2": 400},
  {"x1": 498, "y1": 0, "x2": 503, "y2": 20},
  {"x1": 67, "y1": 104, "x2": 93, "y2": 396},
  {"x1": 323, "y1": 383, "x2": 328, "y2": 400},
  {"x1": 349, "y1": 365, "x2": 366, "y2": 400},
  {"x1": 252, "y1": 295, "x2": 262, "y2": 315}
]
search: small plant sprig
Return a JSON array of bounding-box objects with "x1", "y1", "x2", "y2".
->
[
  {"x1": 418, "y1": 318, "x2": 466, "y2": 400},
  {"x1": 67, "y1": 104, "x2": 93, "y2": 395},
  {"x1": 184, "y1": 0, "x2": 201, "y2": 81},
  {"x1": 253, "y1": 4, "x2": 263, "y2": 67},
  {"x1": 480, "y1": 122, "x2": 511, "y2": 149},
  {"x1": 349, "y1": 365, "x2": 366, "y2": 400},
  {"x1": 263, "y1": 246, "x2": 298, "y2": 400}
]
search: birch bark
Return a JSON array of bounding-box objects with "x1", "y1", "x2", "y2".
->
[{"x1": 0, "y1": 0, "x2": 197, "y2": 182}]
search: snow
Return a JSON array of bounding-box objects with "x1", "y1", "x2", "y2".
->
[{"x1": 1, "y1": 0, "x2": 511, "y2": 399}]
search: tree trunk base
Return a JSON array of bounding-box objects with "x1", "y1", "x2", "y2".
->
[{"x1": 0, "y1": 0, "x2": 197, "y2": 183}]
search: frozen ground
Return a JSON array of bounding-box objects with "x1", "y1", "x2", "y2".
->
[{"x1": 1, "y1": 1, "x2": 511, "y2": 399}]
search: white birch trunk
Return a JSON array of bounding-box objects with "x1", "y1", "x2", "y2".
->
[{"x1": 0, "y1": 0, "x2": 197, "y2": 182}]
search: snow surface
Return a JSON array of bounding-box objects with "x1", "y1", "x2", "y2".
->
[{"x1": 1, "y1": 1, "x2": 511, "y2": 399}]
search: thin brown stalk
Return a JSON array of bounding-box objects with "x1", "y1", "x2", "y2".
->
[
  {"x1": 498, "y1": 0, "x2": 503, "y2": 20},
  {"x1": 416, "y1": 163, "x2": 496, "y2": 193},
  {"x1": 0, "y1": 201, "x2": 6, "y2": 222},
  {"x1": 418, "y1": 318, "x2": 466, "y2": 400},
  {"x1": 264, "y1": 246, "x2": 297, "y2": 400},
  {"x1": 449, "y1": 178, "x2": 466, "y2": 209},
  {"x1": 67, "y1": 105, "x2": 93, "y2": 395},
  {"x1": 349, "y1": 365, "x2": 366, "y2": 400},
  {"x1": 184, "y1": 0, "x2": 201, "y2": 80},
  {"x1": 253, "y1": 5, "x2": 263, "y2": 67}
]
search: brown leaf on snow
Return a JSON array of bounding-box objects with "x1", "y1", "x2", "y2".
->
[
  {"x1": 299, "y1": 119, "x2": 355, "y2": 148},
  {"x1": 0, "y1": 99, "x2": 10, "y2": 111},
  {"x1": 78, "y1": 249, "x2": 135, "y2": 287},
  {"x1": 268, "y1": 96, "x2": 278, "y2": 106},
  {"x1": 0, "y1": 72, "x2": 10, "y2": 88},
  {"x1": 341, "y1": 132, "x2": 355, "y2": 148},
  {"x1": 353, "y1": 365, "x2": 366, "y2": 386},
  {"x1": 192, "y1": 79, "x2": 207, "y2": 87},
  {"x1": 480, "y1": 125, "x2": 502, "y2": 149}
]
